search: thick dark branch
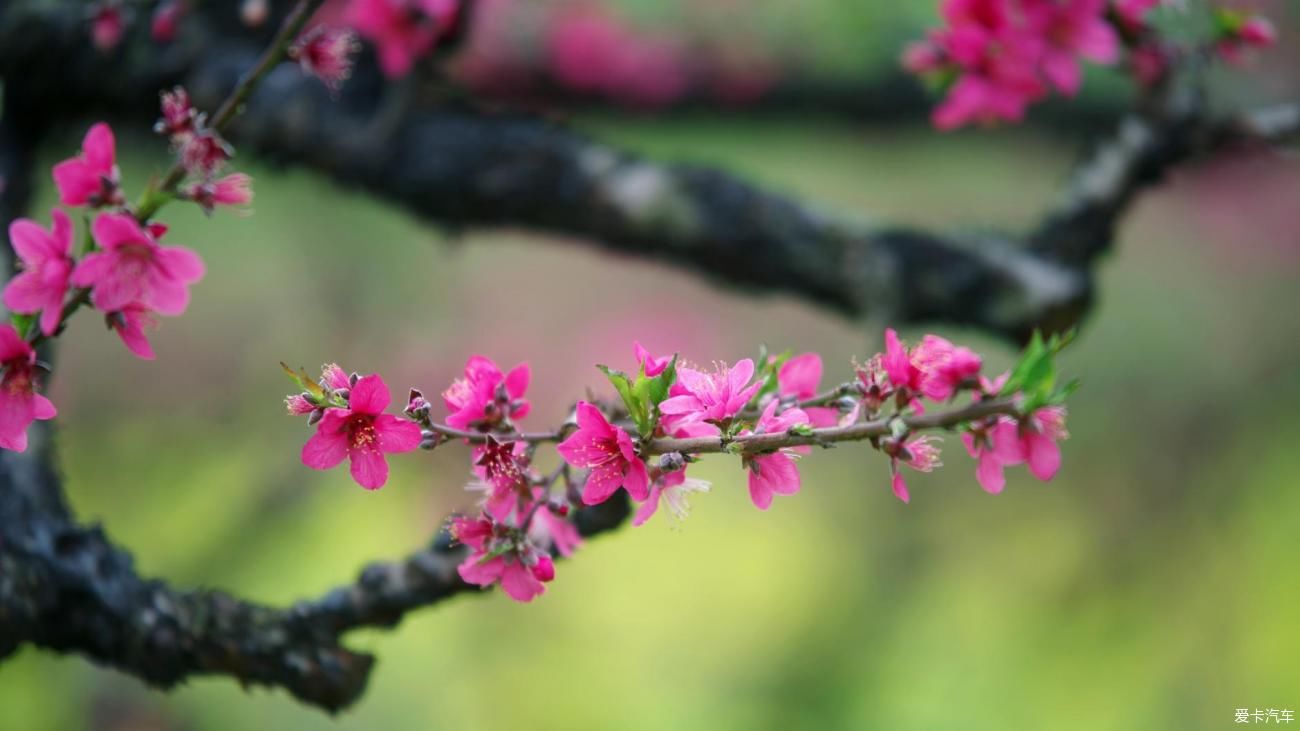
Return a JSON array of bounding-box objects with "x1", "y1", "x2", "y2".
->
[
  {"x1": 0, "y1": 441, "x2": 631, "y2": 711},
  {"x1": 1030, "y1": 96, "x2": 1300, "y2": 267}
]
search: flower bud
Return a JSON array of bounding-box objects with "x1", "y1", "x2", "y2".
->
[
  {"x1": 658, "y1": 452, "x2": 686, "y2": 473},
  {"x1": 531, "y1": 555, "x2": 555, "y2": 583}
]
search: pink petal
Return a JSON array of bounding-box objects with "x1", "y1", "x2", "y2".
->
[
  {"x1": 975, "y1": 452, "x2": 1005, "y2": 494},
  {"x1": 458, "y1": 554, "x2": 505, "y2": 586},
  {"x1": 657, "y1": 394, "x2": 702, "y2": 415},
  {"x1": 51, "y1": 161, "x2": 98, "y2": 206},
  {"x1": 622, "y1": 457, "x2": 650, "y2": 502},
  {"x1": 632, "y1": 486, "x2": 663, "y2": 526},
  {"x1": 38, "y1": 298, "x2": 65, "y2": 338},
  {"x1": 728, "y1": 358, "x2": 755, "y2": 392},
  {"x1": 891, "y1": 471, "x2": 910, "y2": 503},
  {"x1": 500, "y1": 561, "x2": 545, "y2": 602},
  {"x1": 3, "y1": 275, "x2": 53, "y2": 315},
  {"x1": 572, "y1": 401, "x2": 614, "y2": 437},
  {"x1": 349, "y1": 373, "x2": 390, "y2": 415},
  {"x1": 375, "y1": 414, "x2": 421, "y2": 453},
  {"x1": 156, "y1": 246, "x2": 206, "y2": 283},
  {"x1": 115, "y1": 317, "x2": 156, "y2": 360},
  {"x1": 82, "y1": 122, "x2": 116, "y2": 172},
  {"x1": 91, "y1": 212, "x2": 147, "y2": 251},
  {"x1": 349, "y1": 446, "x2": 389, "y2": 489},
  {"x1": 747, "y1": 470, "x2": 773, "y2": 510},
  {"x1": 144, "y1": 277, "x2": 190, "y2": 316},
  {"x1": 70, "y1": 251, "x2": 113, "y2": 288},
  {"x1": 1041, "y1": 52, "x2": 1082, "y2": 95},
  {"x1": 32, "y1": 394, "x2": 57, "y2": 421},
  {"x1": 778, "y1": 353, "x2": 822, "y2": 399},
  {"x1": 1025, "y1": 433, "x2": 1061, "y2": 481},
  {"x1": 556, "y1": 431, "x2": 599, "y2": 467},
  {"x1": 581, "y1": 460, "x2": 624, "y2": 505},
  {"x1": 301, "y1": 421, "x2": 348, "y2": 470},
  {"x1": 8, "y1": 219, "x2": 57, "y2": 263},
  {"x1": 504, "y1": 362, "x2": 530, "y2": 399}
]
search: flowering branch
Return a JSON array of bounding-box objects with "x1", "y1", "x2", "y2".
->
[
  {"x1": 643, "y1": 397, "x2": 1019, "y2": 456},
  {"x1": 134, "y1": 0, "x2": 328, "y2": 221}
]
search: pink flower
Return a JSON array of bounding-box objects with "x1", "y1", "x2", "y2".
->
[
  {"x1": 321, "y1": 363, "x2": 352, "y2": 391},
  {"x1": 1018, "y1": 406, "x2": 1069, "y2": 481},
  {"x1": 347, "y1": 0, "x2": 457, "y2": 78},
  {"x1": 452, "y1": 515, "x2": 554, "y2": 603},
  {"x1": 1217, "y1": 16, "x2": 1276, "y2": 65},
  {"x1": 881, "y1": 328, "x2": 930, "y2": 401},
  {"x1": 633, "y1": 340, "x2": 671, "y2": 377},
  {"x1": 4, "y1": 210, "x2": 74, "y2": 336},
  {"x1": 921, "y1": 0, "x2": 1047, "y2": 130},
  {"x1": 901, "y1": 40, "x2": 948, "y2": 74},
  {"x1": 179, "y1": 131, "x2": 232, "y2": 176},
  {"x1": 471, "y1": 438, "x2": 531, "y2": 521},
  {"x1": 52, "y1": 123, "x2": 121, "y2": 208},
  {"x1": 286, "y1": 393, "x2": 316, "y2": 416},
  {"x1": 155, "y1": 87, "x2": 196, "y2": 139},
  {"x1": 1129, "y1": 43, "x2": 1170, "y2": 87},
  {"x1": 1020, "y1": 0, "x2": 1118, "y2": 95},
  {"x1": 914, "y1": 334, "x2": 983, "y2": 401},
  {"x1": 291, "y1": 26, "x2": 360, "y2": 92},
  {"x1": 659, "y1": 358, "x2": 761, "y2": 428},
  {"x1": 91, "y1": 2, "x2": 126, "y2": 52},
  {"x1": 891, "y1": 472, "x2": 911, "y2": 503},
  {"x1": 632, "y1": 469, "x2": 711, "y2": 526},
  {"x1": 743, "y1": 401, "x2": 809, "y2": 510},
  {"x1": 300, "y1": 373, "x2": 422, "y2": 489},
  {"x1": 1114, "y1": 0, "x2": 1163, "y2": 32},
  {"x1": 961, "y1": 418, "x2": 1023, "y2": 494},
  {"x1": 529, "y1": 496, "x2": 582, "y2": 557},
  {"x1": 557, "y1": 401, "x2": 650, "y2": 505},
  {"x1": 888, "y1": 435, "x2": 943, "y2": 503},
  {"x1": 776, "y1": 352, "x2": 840, "y2": 427},
  {"x1": 151, "y1": 1, "x2": 184, "y2": 43},
  {"x1": 546, "y1": 10, "x2": 628, "y2": 93},
  {"x1": 0, "y1": 325, "x2": 57, "y2": 452},
  {"x1": 106, "y1": 304, "x2": 157, "y2": 360},
  {"x1": 72, "y1": 212, "x2": 205, "y2": 316},
  {"x1": 186, "y1": 173, "x2": 253, "y2": 215},
  {"x1": 442, "y1": 355, "x2": 530, "y2": 430}
]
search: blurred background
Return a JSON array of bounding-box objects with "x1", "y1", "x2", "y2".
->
[{"x1": 1, "y1": 0, "x2": 1298, "y2": 729}]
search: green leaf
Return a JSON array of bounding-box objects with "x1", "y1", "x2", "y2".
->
[
  {"x1": 10, "y1": 313, "x2": 37, "y2": 339},
  {"x1": 598, "y1": 365, "x2": 653, "y2": 437},
  {"x1": 789, "y1": 423, "x2": 816, "y2": 437},
  {"x1": 280, "y1": 362, "x2": 325, "y2": 400}
]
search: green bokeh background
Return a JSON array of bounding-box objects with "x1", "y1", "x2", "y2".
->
[{"x1": 2, "y1": 3, "x2": 1299, "y2": 729}]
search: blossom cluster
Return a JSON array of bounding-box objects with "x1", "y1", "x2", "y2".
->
[
  {"x1": 903, "y1": 0, "x2": 1276, "y2": 130},
  {"x1": 1, "y1": 81, "x2": 267, "y2": 451},
  {"x1": 286, "y1": 331, "x2": 1075, "y2": 602}
]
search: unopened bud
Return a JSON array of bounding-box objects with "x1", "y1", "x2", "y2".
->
[
  {"x1": 419, "y1": 430, "x2": 438, "y2": 450},
  {"x1": 658, "y1": 452, "x2": 687, "y2": 473}
]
